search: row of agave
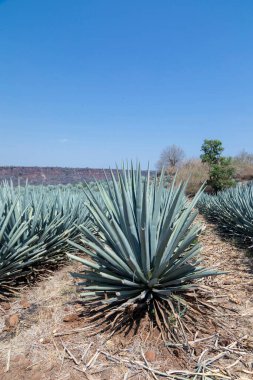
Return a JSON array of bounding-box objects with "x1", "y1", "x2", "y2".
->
[
  {"x1": 197, "y1": 181, "x2": 253, "y2": 247},
  {"x1": 0, "y1": 166, "x2": 219, "y2": 338},
  {"x1": 0, "y1": 181, "x2": 91, "y2": 295},
  {"x1": 68, "y1": 166, "x2": 218, "y2": 338}
]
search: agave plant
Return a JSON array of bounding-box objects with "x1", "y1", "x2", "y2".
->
[
  {"x1": 68, "y1": 165, "x2": 218, "y2": 338},
  {"x1": 198, "y1": 181, "x2": 253, "y2": 246},
  {"x1": 0, "y1": 181, "x2": 91, "y2": 295}
]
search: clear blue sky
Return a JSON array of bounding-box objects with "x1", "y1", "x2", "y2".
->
[{"x1": 0, "y1": 0, "x2": 252, "y2": 168}]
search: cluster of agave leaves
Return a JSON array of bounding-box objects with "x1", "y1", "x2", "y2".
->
[
  {"x1": 198, "y1": 181, "x2": 253, "y2": 247},
  {"x1": 68, "y1": 165, "x2": 218, "y2": 337},
  {"x1": 0, "y1": 181, "x2": 92, "y2": 294}
]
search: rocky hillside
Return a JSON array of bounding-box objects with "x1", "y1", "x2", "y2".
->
[{"x1": 0, "y1": 166, "x2": 119, "y2": 185}]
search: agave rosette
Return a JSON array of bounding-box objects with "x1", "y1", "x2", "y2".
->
[{"x1": 68, "y1": 165, "x2": 218, "y2": 335}]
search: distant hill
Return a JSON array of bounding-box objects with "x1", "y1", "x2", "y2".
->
[
  {"x1": 0, "y1": 166, "x2": 153, "y2": 185},
  {"x1": 0, "y1": 166, "x2": 119, "y2": 185}
]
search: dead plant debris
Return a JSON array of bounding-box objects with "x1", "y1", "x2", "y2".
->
[{"x1": 0, "y1": 218, "x2": 252, "y2": 379}]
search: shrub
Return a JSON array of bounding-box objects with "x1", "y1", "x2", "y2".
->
[
  {"x1": 200, "y1": 139, "x2": 235, "y2": 193},
  {"x1": 208, "y1": 157, "x2": 236, "y2": 193}
]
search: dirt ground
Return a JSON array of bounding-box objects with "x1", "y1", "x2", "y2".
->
[{"x1": 0, "y1": 217, "x2": 253, "y2": 379}]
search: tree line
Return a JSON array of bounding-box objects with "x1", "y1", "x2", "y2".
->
[{"x1": 157, "y1": 140, "x2": 253, "y2": 193}]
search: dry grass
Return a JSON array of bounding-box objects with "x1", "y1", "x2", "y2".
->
[
  {"x1": 233, "y1": 160, "x2": 253, "y2": 181},
  {"x1": 175, "y1": 159, "x2": 209, "y2": 195},
  {"x1": 0, "y1": 219, "x2": 253, "y2": 379}
]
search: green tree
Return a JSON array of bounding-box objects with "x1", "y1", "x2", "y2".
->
[
  {"x1": 200, "y1": 139, "x2": 235, "y2": 193},
  {"x1": 200, "y1": 139, "x2": 224, "y2": 165}
]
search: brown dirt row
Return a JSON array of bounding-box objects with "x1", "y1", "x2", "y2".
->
[{"x1": 0, "y1": 217, "x2": 252, "y2": 379}]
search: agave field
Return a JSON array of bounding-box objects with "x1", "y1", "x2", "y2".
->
[
  {"x1": 198, "y1": 181, "x2": 253, "y2": 247},
  {"x1": 1, "y1": 166, "x2": 253, "y2": 379},
  {"x1": 0, "y1": 181, "x2": 90, "y2": 293},
  {"x1": 0, "y1": 166, "x2": 218, "y2": 336}
]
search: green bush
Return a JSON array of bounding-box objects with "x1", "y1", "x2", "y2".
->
[
  {"x1": 200, "y1": 139, "x2": 235, "y2": 193},
  {"x1": 208, "y1": 157, "x2": 235, "y2": 193}
]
